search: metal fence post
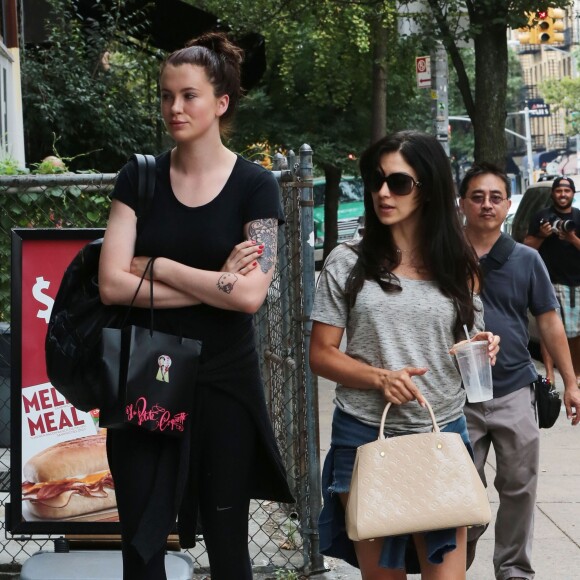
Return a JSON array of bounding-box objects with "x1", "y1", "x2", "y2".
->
[{"x1": 298, "y1": 144, "x2": 325, "y2": 573}]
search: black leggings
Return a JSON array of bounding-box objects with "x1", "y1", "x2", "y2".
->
[{"x1": 108, "y1": 387, "x2": 257, "y2": 579}]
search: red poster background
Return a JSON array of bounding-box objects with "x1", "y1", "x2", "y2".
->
[{"x1": 21, "y1": 239, "x2": 88, "y2": 388}]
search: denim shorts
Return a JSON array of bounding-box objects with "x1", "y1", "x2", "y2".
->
[{"x1": 318, "y1": 407, "x2": 474, "y2": 571}]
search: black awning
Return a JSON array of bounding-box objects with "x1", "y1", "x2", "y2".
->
[{"x1": 22, "y1": 0, "x2": 266, "y2": 89}]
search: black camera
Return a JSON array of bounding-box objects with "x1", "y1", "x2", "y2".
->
[{"x1": 541, "y1": 215, "x2": 576, "y2": 234}]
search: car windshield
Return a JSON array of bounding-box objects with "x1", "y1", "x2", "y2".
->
[
  {"x1": 340, "y1": 179, "x2": 364, "y2": 203},
  {"x1": 314, "y1": 178, "x2": 364, "y2": 206}
]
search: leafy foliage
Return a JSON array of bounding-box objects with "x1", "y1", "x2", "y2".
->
[
  {"x1": 21, "y1": 0, "x2": 164, "y2": 172},
  {"x1": 540, "y1": 55, "x2": 580, "y2": 134},
  {"x1": 0, "y1": 155, "x2": 28, "y2": 175},
  {"x1": 199, "y1": 0, "x2": 435, "y2": 170}
]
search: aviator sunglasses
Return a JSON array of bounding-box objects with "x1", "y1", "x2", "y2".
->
[{"x1": 370, "y1": 171, "x2": 421, "y2": 196}]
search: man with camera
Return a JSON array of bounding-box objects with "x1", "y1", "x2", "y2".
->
[{"x1": 524, "y1": 176, "x2": 580, "y2": 386}]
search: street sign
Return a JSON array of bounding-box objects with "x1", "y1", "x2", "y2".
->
[
  {"x1": 527, "y1": 98, "x2": 551, "y2": 117},
  {"x1": 416, "y1": 56, "x2": 431, "y2": 89}
]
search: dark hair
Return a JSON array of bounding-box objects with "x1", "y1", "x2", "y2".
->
[
  {"x1": 459, "y1": 162, "x2": 512, "y2": 199},
  {"x1": 347, "y1": 130, "x2": 481, "y2": 337},
  {"x1": 552, "y1": 176, "x2": 576, "y2": 193},
  {"x1": 160, "y1": 32, "x2": 244, "y2": 133}
]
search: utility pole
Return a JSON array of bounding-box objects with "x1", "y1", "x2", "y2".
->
[
  {"x1": 523, "y1": 107, "x2": 534, "y2": 183},
  {"x1": 432, "y1": 42, "x2": 449, "y2": 156}
]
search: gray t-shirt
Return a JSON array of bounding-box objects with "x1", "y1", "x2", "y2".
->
[{"x1": 311, "y1": 243, "x2": 485, "y2": 433}]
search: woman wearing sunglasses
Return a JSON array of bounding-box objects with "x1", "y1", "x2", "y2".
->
[{"x1": 310, "y1": 130, "x2": 499, "y2": 579}]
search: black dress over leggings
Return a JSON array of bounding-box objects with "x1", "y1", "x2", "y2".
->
[{"x1": 107, "y1": 386, "x2": 257, "y2": 580}]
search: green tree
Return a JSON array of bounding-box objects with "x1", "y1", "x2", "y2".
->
[
  {"x1": 539, "y1": 64, "x2": 580, "y2": 135},
  {"x1": 410, "y1": 0, "x2": 571, "y2": 168},
  {"x1": 22, "y1": 0, "x2": 163, "y2": 171}
]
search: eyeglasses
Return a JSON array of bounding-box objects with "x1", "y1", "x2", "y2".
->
[
  {"x1": 466, "y1": 193, "x2": 507, "y2": 206},
  {"x1": 370, "y1": 171, "x2": 421, "y2": 196}
]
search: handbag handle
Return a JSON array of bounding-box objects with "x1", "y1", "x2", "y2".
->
[
  {"x1": 119, "y1": 257, "x2": 156, "y2": 328},
  {"x1": 378, "y1": 398, "x2": 441, "y2": 439},
  {"x1": 148, "y1": 258, "x2": 156, "y2": 334}
]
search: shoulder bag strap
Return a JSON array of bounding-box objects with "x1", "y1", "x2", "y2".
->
[
  {"x1": 480, "y1": 232, "x2": 516, "y2": 276},
  {"x1": 131, "y1": 153, "x2": 156, "y2": 219}
]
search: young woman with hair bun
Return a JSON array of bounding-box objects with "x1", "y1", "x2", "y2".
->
[{"x1": 99, "y1": 32, "x2": 293, "y2": 579}]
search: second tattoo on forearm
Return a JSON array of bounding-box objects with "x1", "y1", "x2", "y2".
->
[{"x1": 217, "y1": 272, "x2": 238, "y2": 294}]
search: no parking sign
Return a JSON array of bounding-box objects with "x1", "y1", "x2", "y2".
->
[{"x1": 416, "y1": 56, "x2": 431, "y2": 89}]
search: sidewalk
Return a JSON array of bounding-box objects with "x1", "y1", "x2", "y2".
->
[{"x1": 311, "y1": 361, "x2": 580, "y2": 579}]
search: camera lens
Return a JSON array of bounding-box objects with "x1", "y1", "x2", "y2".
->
[
  {"x1": 551, "y1": 218, "x2": 576, "y2": 233},
  {"x1": 562, "y1": 220, "x2": 575, "y2": 233}
]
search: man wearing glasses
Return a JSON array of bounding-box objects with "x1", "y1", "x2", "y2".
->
[
  {"x1": 458, "y1": 163, "x2": 580, "y2": 580},
  {"x1": 524, "y1": 177, "x2": 580, "y2": 388}
]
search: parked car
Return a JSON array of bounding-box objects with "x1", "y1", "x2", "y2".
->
[
  {"x1": 313, "y1": 176, "x2": 364, "y2": 264},
  {"x1": 502, "y1": 193, "x2": 523, "y2": 236}
]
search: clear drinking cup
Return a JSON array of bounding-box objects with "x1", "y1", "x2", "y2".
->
[{"x1": 455, "y1": 340, "x2": 493, "y2": 403}]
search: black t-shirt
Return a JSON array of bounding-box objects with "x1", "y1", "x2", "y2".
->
[
  {"x1": 528, "y1": 206, "x2": 580, "y2": 286},
  {"x1": 111, "y1": 150, "x2": 284, "y2": 358}
]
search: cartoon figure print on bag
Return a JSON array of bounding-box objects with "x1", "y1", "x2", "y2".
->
[{"x1": 156, "y1": 355, "x2": 172, "y2": 383}]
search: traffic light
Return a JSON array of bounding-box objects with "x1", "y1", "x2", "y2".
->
[
  {"x1": 535, "y1": 8, "x2": 565, "y2": 44},
  {"x1": 548, "y1": 7, "x2": 566, "y2": 44},
  {"x1": 518, "y1": 8, "x2": 566, "y2": 45},
  {"x1": 536, "y1": 10, "x2": 551, "y2": 42}
]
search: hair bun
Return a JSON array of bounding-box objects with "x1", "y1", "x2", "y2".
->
[{"x1": 185, "y1": 31, "x2": 243, "y2": 65}]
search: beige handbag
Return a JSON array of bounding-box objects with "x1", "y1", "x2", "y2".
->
[{"x1": 345, "y1": 399, "x2": 491, "y2": 541}]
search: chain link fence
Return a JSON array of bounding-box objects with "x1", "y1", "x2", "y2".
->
[{"x1": 0, "y1": 146, "x2": 323, "y2": 576}]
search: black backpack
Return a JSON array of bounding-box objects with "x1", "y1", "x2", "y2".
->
[{"x1": 45, "y1": 154, "x2": 156, "y2": 411}]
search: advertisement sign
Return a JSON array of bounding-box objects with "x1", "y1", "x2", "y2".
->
[{"x1": 9, "y1": 228, "x2": 120, "y2": 534}]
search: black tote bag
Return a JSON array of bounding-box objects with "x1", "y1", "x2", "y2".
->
[{"x1": 100, "y1": 259, "x2": 202, "y2": 437}]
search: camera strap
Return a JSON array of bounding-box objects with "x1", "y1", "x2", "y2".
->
[{"x1": 480, "y1": 233, "x2": 516, "y2": 276}]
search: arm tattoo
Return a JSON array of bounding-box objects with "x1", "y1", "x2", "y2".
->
[
  {"x1": 217, "y1": 272, "x2": 238, "y2": 294},
  {"x1": 247, "y1": 218, "x2": 277, "y2": 274}
]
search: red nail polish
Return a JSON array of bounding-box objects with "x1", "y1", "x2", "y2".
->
[
  {"x1": 259, "y1": 244, "x2": 264, "y2": 249},
  {"x1": 253, "y1": 261, "x2": 257, "y2": 266},
  {"x1": 258, "y1": 249, "x2": 263, "y2": 254}
]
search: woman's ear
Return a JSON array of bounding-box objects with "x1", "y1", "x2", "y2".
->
[{"x1": 216, "y1": 94, "x2": 230, "y2": 118}]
